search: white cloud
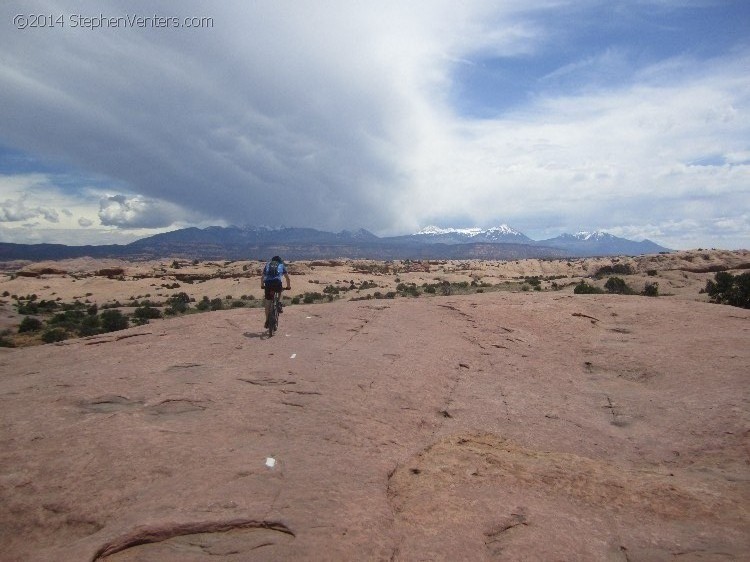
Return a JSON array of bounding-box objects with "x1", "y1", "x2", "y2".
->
[
  {"x1": 98, "y1": 194, "x2": 182, "y2": 228},
  {"x1": 0, "y1": 194, "x2": 59, "y2": 223},
  {"x1": 0, "y1": 1, "x2": 747, "y2": 250}
]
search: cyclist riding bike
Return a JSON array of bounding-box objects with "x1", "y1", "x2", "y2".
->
[{"x1": 261, "y1": 255, "x2": 291, "y2": 329}]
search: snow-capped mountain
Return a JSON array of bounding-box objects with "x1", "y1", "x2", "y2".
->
[
  {"x1": 537, "y1": 231, "x2": 669, "y2": 256},
  {"x1": 412, "y1": 225, "x2": 533, "y2": 245},
  {"x1": 0, "y1": 224, "x2": 670, "y2": 261}
]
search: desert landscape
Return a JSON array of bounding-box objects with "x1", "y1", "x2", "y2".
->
[{"x1": 0, "y1": 249, "x2": 748, "y2": 560}]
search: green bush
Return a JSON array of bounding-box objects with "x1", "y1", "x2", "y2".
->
[
  {"x1": 594, "y1": 263, "x2": 634, "y2": 278},
  {"x1": 42, "y1": 327, "x2": 68, "y2": 343},
  {"x1": 642, "y1": 282, "x2": 659, "y2": 297},
  {"x1": 100, "y1": 309, "x2": 129, "y2": 332},
  {"x1": 19, "y1": 316, "x2": 43, "y2": 333},
  {"x1": 77, "y1": 315, "x2": 101, "y2": 336},
  {"x1": 165, "y1": 293, "x2": 190, "y2": 314},
  {"x1": 0, "y1": 329, "x2": 15, "y2": 347},
  {"x1": 574, "y1": 281, "x2": 604, "y2": 294},
  {"x1": 704, "y1": 271, "x2": 750, "y2": 308},
  {"x1": 196, "y1": 296, "x2": 210, "y2": 311},
  {"x1": 604, "y1": 277, "x2": 633, "y2": 294},
  {"x1": 49, "y1": 309, "x2": 86, "y2": 330},
  {"x1": 210, "y1": 298, "x2": 223, "y2": 311},
  {"x1": 134, "y1": 305, "x2": 163, "y2": 319}
]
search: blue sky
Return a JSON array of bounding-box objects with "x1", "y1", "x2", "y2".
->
[{"x1": 1, "y1": 0, "x2": 748, "y2": 249}]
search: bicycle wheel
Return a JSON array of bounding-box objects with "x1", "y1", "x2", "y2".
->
[{"x1": 268, "y1": 295, "x2": 279, "y2": 337}]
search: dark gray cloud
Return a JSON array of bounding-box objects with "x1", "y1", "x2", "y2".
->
[
  {"x1": 0, "y1": 0, "x2": 418, "y2": 233},
  {"x1": 0, "y1": 1, "x2": 748, "y2": 249}
]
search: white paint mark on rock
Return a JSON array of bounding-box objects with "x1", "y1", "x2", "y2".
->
[
  {"x1": 290, "y1": 353, "x2": 297, "y2": 359},
  {"x1": 265, "y1": 457, "x2": 276, "y2": 468}
]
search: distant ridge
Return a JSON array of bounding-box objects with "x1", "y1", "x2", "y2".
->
[{"x1": 0, "y1": 225, "x2": 670, "y2": 261}]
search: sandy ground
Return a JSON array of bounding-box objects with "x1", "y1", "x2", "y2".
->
[{"x1": 0, "y1": 250, "x2": 748, "y2": 560}]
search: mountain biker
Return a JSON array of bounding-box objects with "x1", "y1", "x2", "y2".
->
[{"x1": 261, "y1": 255, "x2": 291, "y2": 329}]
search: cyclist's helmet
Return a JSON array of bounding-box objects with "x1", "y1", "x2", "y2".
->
[{"x1": 271, "y1": 255, "x2": 282, "y2": 263}]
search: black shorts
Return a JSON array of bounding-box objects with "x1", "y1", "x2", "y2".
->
[{"x1": 264, "y1": 279, "x2": 283, "y2": 300}]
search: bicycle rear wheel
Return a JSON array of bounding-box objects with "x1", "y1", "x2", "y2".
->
[{"x1": 268, "y1": 294, "x2": 279, "y2": 337}]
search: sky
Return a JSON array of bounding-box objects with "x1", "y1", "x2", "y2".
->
[{"x1": 1, "y1": 0, "x2": 748, "y2": 250}]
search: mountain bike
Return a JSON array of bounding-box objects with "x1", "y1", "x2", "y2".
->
[{"x1": 267, "y1": 288, "x2": 286, "y2": 337}]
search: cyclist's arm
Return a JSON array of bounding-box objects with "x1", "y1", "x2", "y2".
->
[{"x1": 283, "y1": 272, "x2": 291, "y2": 290}]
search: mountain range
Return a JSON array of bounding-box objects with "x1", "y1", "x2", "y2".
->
[{"x1": 0, "y1": 225, "x2": 670, "y2": 261}]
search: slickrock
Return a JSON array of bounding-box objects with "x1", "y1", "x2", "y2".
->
[{"x1": 1, "y1": 292, "x2": 748, "y2": 560}]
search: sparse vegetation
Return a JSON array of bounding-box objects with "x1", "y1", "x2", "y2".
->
[
  {"x1": 0, "y1": 329, "x2": 16, "y2": 347},
  {"x1": 704, "y1": 271, "x2": 750, "y2": 308},
  {"x1": 100, "y1": 309, "x2": 129, "y2": 332},
  {"x1": 18, "y1": 317, "x2": 43, "y2": 333},
  {"x1": 642, "y1": 282, "x2": 659, "y2": 297},
  {"x1": 604, "y1": 277, "x2": 635, "y2": 295},
  {"x1": 594, "y1": 264, "x2": 634, "y2": 278},
  {"x1": 574, "y1": 281, "x2": 604, "y2": 294}
]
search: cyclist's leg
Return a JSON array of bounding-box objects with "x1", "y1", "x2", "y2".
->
[{"x1": 264, "y1": 284, "x2": 274, "y2": 328}]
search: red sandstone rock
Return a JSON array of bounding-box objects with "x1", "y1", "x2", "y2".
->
[{"x1": 0, "y1": 290, "x2": 748, "y2": 560}]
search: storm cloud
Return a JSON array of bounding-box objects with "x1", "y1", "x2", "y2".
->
[{"x1": 0, "y1": 0, "x2": 748, "y2": 248}]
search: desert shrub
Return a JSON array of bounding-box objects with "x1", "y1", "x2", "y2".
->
[
  {"x1": 525, "y1": 276, "x2": 541, "y2": 287},
  {"x1": 196, "y1": 296, "x2": 210, "y2": 311},
  {"x1": 210, "y1": 298, "x2": 224, "y2": 311},
  {"x1": 594, "y1": 264, "x2": 634, "y2": 278},
  {"x1": 647, "y1": 270, "x2": 658, "y2": 277},
  {"x1": 49, "y1": 309, "x2": 86, "y2": 330},
  {"x1": 16, "y1": 300, "x2": 39, "y2": 315},
  {"x1": 424, "y1": 285, "x2": 436, "y2": 294},
  {"x1": 642, "y1": 282, "x2": 659, "y2": 297},
  {"x1": 574, "y1": 281, "x2": 604, "y2": 294},
  {"x1": 134, "y1": 305, "x2": 163, "y2": 320},
  {"x1": 42, "y1": 327, "x2": 68, "y2": 343},
  {"x1": 165, "y1": 292, "x2": 190, "y2": 314},
  {"x1": 396, "y1": 283, "x2": 419, "y2": 297},
  {"x1": 604, "y1": 277, "x2": 634, "y2": 294},
  {"x1": 303, "y1": 292, "x2": 324, "y2": 304},
  {"x1": 87, "y1": 303, "x2": 98, "y2": 316},
  {"x1": 77, "y1": 315, "x2": 101, "y2": 336},
  {"x1": 291, "y1": 297, "x2": 300, "y2": 304},
  {"x1": 100, "y1": 309, "x2": 128, "y2": 332},
  {"x1": 231, "y1": 300, "x2": 246, "y2": 308},
  {"x1": 18, "y1": 317, "x2": 43, "y2": 333},
  {"x1": 704, "y1": 271, "x2": 750, "y2": 308},
  {"x1": 0, "y1": 329, "x2": 14, "y2": 347}
]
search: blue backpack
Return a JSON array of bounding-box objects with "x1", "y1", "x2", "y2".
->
[{"x1": 263, "y1": 260, "x2": 281, "y2": 281}]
